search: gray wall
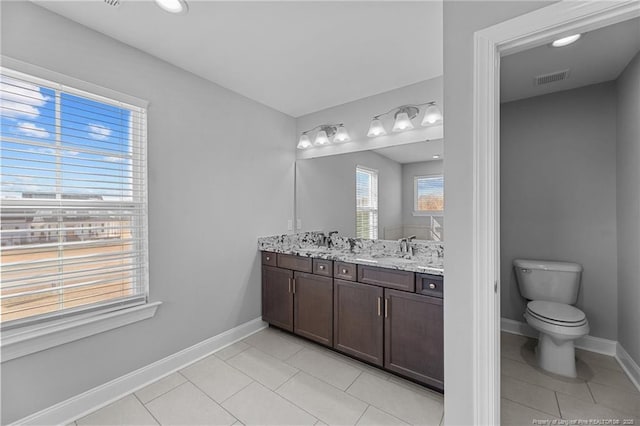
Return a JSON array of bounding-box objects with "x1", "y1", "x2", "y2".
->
[
  {"x1": 296, "y1": 151, "x2": 402, "y2": 237},
  {"x1": 500, "y1": 82, "x2": 619, "y2": 340},
  {"x1": 401, "y1": 160, "x2": 444, "y2": 227},
  {"x1": 442, "y1": 2, "x2": 552, "y2": 424},
  {"x1": 0, "y1": 3, "x2": 296, "y2": 423},
  {"x1": 616, "y1": 52, "x2": 640, "y2": 364}
]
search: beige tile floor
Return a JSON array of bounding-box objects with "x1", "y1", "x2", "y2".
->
[
  {"x1": 72, "y1": 327, "x2": 444, "y2": 425},
  {"x1": 500, "y1": 331, "x2": 640, "y2": 425}
]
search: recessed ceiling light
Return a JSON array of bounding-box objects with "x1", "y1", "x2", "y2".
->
[
  {"x1": 433, "y1": 154, "x2": 441, "y2": 159},
  {"x1": 551, "y1": 34, "x2": 581, "y2": 47},
  {"x1": 154, "y1": 0, "x2": 188, "y2": 14}
]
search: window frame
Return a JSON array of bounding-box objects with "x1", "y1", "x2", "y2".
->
[
  {"x1": 355, "y1": 165, "x2": 379, "y2": 239},
  {"x1": 0, "y1": 56, "x2": 157, "y2": 361},
  {"x1": 413, "y1": 174, "x2": 445, "y2": 217}
]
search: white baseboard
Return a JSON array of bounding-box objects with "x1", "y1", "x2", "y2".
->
[
  {"x1": 500, "y1": 317, "x2": 617, "y2": 356},
  {"x1": 615, "y1": 343, "x2": 640, "y2": 393},
  {"x1": 12, "y1": 317, "x2": 267, "y2": 426}
]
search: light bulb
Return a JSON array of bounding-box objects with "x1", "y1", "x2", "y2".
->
[
  {"x1": 297, "y1": 134, "x2": 312, "y2": 149},
  {"x1": 551, "y1": 34, "x2": 581, "y2": 47},
  {"x1": 392, "y1": 112, "x2": 414, "y2": 132},
  {"x1": 333, "y1": 125, "x2": 350, "y2": 143},
  {"x1": 367, "y1": 118, "x2": 386, "y2": 137},
  {"x1": 421, "y1": 104, "x2": 443, "y2": 126},
  {"x1": 314, "y1": 130, "x2": 330, "y2": 146}
]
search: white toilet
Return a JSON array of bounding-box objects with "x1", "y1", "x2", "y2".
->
[{"x1": 513, "y1": 259, "x2": 589, "y2": 378}]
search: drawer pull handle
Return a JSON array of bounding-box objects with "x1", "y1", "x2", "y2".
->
[
  {"x1": 319, "y1": 265, "x2": 325, "y2": 270},
  {"x1": 342, "y1": 268, "x2": 348, "y2": 274},
  {"x1": 377, "y1": 297, "x2": 381, "y2": 316},
  {"x1": 288, "y1": 277, "x2": 292, "y2": 293},
  {"x1": 429, "y1": 283, "x2": 437, "y2": 290},
  {"x1": 384, "y1": 298, "x2": 389, "y2": 318},
  {"x1": 292, "y1": 278, "x2": 296, "y2": 294}
]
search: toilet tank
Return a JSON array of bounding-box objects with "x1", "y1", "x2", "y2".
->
[{"x1": 513, "y1": 259, "x2": 583, "y2": 304}]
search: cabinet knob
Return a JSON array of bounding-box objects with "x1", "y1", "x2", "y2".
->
[
  {"x1": 319, "y1": 265, "x2": 325, "y2": 270},
  {"x1": 266, "y1": 256, "x2": 270, "y2": 261},
  {"x1": 342, "y1": 269, "x2": 348, "y2": 274},
  {"x1": 429, "y1": 283, "x2": 437, "y2": 289}
]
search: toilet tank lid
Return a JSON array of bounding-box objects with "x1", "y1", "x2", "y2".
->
[{"x1": 513, "y1": 259, "x2": 582, "y2": 272}]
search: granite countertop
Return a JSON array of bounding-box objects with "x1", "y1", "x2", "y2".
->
[{"x1": 258, "y1": 232, "x2": 444, "y2": 276}]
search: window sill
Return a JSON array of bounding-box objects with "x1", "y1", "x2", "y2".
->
[
  {"x1": 1, "y1": 301, "x2": 161, "y2": 362},
  {"x1": 412, "y1": 211, "x2": 445, "y2": 217}
]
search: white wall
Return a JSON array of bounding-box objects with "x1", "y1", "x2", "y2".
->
[
  {"x1": 442, "y1": 2, "x2": 552, "y2": 424},
  {"x1": 616, "y1": 51, "x2": 640, "y2": 364},
  {"x1": 0, "y1": 3, "x2": 296, "y2": 423},
  {"x1": 401, "y1": 160, "x2": 444, "y2": 228},
  {"x1": 500, "y1": 82, "x2": 619, "y2": 340},
  {"x1": 296, "y1": 150, "x2": 402, "y2": 237},
  {"x1": 296, "y1": 78, "x2": 444, "y2": 160}
]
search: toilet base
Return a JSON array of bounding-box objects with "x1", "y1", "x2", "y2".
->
[{"x1": 536, "y1": 333, "x2": 577, "y2": 378}]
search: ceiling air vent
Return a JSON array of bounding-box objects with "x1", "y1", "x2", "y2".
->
[
  {"x1": 534, "y1": 69, "x2": 570, "y2": 86},
  {"x1": 104, "y1": 0, "x2": 120, "y2": 7}
]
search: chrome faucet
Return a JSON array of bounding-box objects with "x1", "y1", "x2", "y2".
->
[
  {"x1": 399, "y1": 236, "x2": 416, "y2": 256},
  {"x1": 321, "y1": 231, "x2": 339, "y2": 248}
]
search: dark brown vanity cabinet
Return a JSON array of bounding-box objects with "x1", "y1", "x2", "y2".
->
[
  {"x1": 262, "y1": 254, "x2": 333, "y2": 346},
  {"x1": 261, "y1": 265, "x2": 294, "y2": 331},
  {"x1": 333, "y1": 279, "x2": 384, "y2": 366},
  {"x1": 384, "y1": 289, "x2": 444, "y2": 390}
]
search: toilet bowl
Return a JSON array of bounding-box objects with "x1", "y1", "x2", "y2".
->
[
  {"x1": 513, "y1": 259, "x2": 588, "y2": 378},
  {"x1": 523, "y1": 300, "x2": 589, "y2": 377}
]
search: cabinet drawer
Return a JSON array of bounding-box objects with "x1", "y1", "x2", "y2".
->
[
  {"x1": 416, "y1": 274, "x2": 443, "y2": 298},
  {"x1": 277, "y1": 253, "x2": 312, "y2": 272},
  {"x1": 358, "y1": 265, "x2": 415, "y2": 292},
  {"x1": 262, "y1": 252, "x2": 277, "y2": 266},
  {"x1": 334, "y1": 262, "x2": 356, "y2": 281},
  {"x1": 313, "y1": 259, "x2": 333, "y2": 277}
]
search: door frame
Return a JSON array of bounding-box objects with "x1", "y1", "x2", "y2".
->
[{"x1": 471, "y1": 1, "x2": 640, "y2": 424}]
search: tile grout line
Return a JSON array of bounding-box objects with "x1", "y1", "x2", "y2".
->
[
  {"x1": 270, "y1": 371, "x2": 329, "y2": 425},
  {"x1": 554, "y1": 391, "x2": 563, "y2": 419},
  {"x1": 500, "y1": 394, "x2": 560, "y2": 418},
  {"x1": 135, "y1": 372, "x2": 188, "y2": 406},
  {"x1": 133, "y1": 391, "x2": 162, "y2": 425},
  {"x1": 353, "y1": 404, "x2": 370, "y2": 425},
  {"x1": 585, "y1": 381, "x2": 597, "y2": 404},
  {"x1": 506, "y1": 398, "x2": 559, "y2": 420},
  {"x1": 183, "y1": 375, "x2": 241, "y2": 424},
  {"x1": 344, "y1": 370, "x2": 364, "y2": 394},
  {"x1": 218, "y1": 380, "x2": 255, "y2": 405}
]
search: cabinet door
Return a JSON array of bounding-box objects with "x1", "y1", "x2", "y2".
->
[
  {"x1": 262, "y1": 266, "x2": 293, "y2": 331},
  {"x1": 333, "y1": 279, "x2": 384, "y2": 366},
  {"x1": 384, "y1": 289, "x2": 443, "y2": 390},
  {"x1": 293, "y1": 272, "x2": 333, "y2": 346}
]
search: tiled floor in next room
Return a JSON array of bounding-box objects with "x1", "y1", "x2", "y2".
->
[
  {"x1": 501, "y1": 331, "x2": 640, "y2": 425},
  {"x1": 72, "y1": 327, "x2": 444, "y2": 426}
]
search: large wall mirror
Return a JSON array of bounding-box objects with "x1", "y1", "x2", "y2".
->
[{"x1": 295, "y1": 140, "x2": 444, "y2": 242}]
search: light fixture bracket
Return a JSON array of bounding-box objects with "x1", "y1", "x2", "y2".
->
[{"x1": 394, "y1": 105, "x2": 419, "y2": 121}]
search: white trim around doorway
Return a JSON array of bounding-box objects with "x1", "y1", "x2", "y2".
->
[{"x1": 471, "y1": 2, "x2": 640, "y2": 424}]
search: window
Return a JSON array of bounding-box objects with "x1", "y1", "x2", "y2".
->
[
  {"x1": 1, "y1": 66, "x2": 148, "y2": 329},
  {"x1": 414, "y1": 175, "x2": 444, "y2": 241},
  {"x1": 356, "y1": 166, "x2": 378, "y2": 239}
]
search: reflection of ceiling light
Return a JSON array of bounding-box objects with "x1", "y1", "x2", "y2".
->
[
  {"x1": 297, "y1": 123, "x2": 350, "y2": 149},
  {"x1": 154, "y1": 0, "x2": 189, "y2": 14},
  {"x1": 551, "y1": 34, "x2": 581, "y2": 47},
  {"x1": 368, "y1": 101, "x2": 443, "y2": 138},
  {"x1": 433, "y1": 154, "x2": 441, "y2": 159},
  {"x1": 367, "y1": 118, "x2": 387, "y2": 137},
  {"x1": 297, "y1": 134, "x2": 312, "y2": 149}
]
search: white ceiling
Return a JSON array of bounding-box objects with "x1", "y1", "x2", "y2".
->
[
  {"x1": 33, "y1": 0, "x2": 443, "y2": 118},
  {"x1": 501, "y1": 17, "x2": 640, "y2": 103},
  {"x1": 374, "y1": 140, "x2": 442, "y2": 164}
]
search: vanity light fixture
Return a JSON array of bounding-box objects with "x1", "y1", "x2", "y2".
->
[
  {"x1": 551, "y1": 34, "x2": 581, "y2": 47},
  {"x1": 368, "y1": 101, "x2": 443, "y2": 138},
  {"x1": 154, "y1": 0, "x2": 189, "y2": 14},
  {"x1": 297, "y1": 123, "x2": 350, "y2": 149}
]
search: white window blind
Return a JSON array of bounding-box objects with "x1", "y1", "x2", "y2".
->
[
  {"x1": 356, "y1": 166, "x2": 378, "y2": 239},
  {"x1": 414, "y1": 175, "x2": 444, "y2": 241},
  {"x1": 0, "y1": 67, "x2": 148, "y2": 328}
]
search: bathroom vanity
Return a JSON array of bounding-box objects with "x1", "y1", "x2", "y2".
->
[{"x1": 259, "y1": 233, "x2": 445, "y2": 392}]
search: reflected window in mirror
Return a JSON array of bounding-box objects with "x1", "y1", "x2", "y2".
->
[
  {"x1": 356, "y1": 166, "x2": 378, "y2": 239},
  {"x1": 414, "y1": 175, "x2": 444, "y2": 241}
]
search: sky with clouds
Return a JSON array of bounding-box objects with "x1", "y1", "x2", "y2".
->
[{"x1": 1, "y1": 75, "x2": 134, "y2": 201}]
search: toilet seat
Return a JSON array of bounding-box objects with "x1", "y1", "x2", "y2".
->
[{"x1": 526, "y1": 301, "x2": 587, "y2": 327}]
